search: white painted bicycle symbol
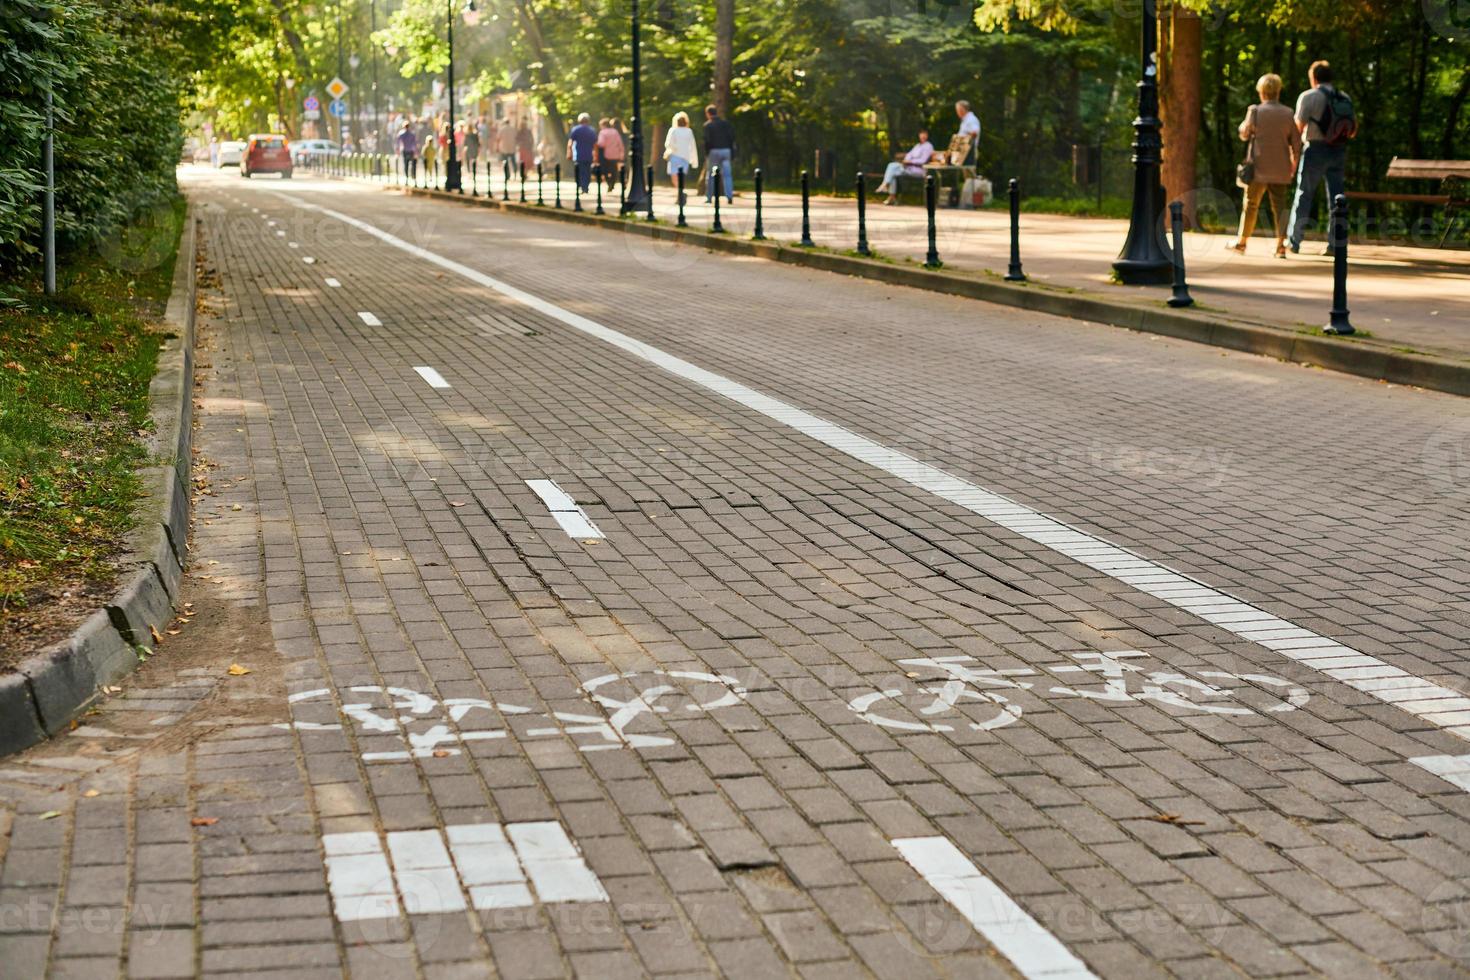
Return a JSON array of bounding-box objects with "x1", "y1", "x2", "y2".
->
[
  {"x1": 849, "y1": 650, "x2": 1308, "y2": 735},
  {"x1": 281, "y1": 669, "x2": 748, "y2": 762}
]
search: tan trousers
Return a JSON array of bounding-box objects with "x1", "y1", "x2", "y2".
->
[{"x1": 1237, "y1": 181, "x2": 1289, "y2": 248}]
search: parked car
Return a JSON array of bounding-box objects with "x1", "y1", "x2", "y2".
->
[
  {"x1": 215, "y1": 140, "x2": 246, "y2": 167},
  {"x1": 242, "y1": 134, "x2": 293, "y2": 178},
  {"x1": 291, "y1": 139, "x2": 340, "y2": 165}
]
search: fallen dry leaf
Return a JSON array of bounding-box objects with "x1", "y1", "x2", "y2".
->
[
  {"x1": 227, "y1": 664, "x2": 251, "y2": 676},
  {"x1": 1147, "y1": 813, "x2": 1204, "y2": 826},
  {"x1": 38, "y1": 811, "x2": 61, "y2": 820},
  {"x1": 190, "y1": 817, "x2": 219, "y2": 827},
  {"x1": 449, "y1": 501, "x2": 466, "y2": 507},
  {"x1": 83, "y1": 789, "x2": 100, "y2": 798},
  {"x1": 432, "y1": 749, "x2": 452, "y2": 758},
  {"x1": 231, "y1": 504, "x2": 242, "y2": 511},
  {"x1": 149, "y1": 625, "x2": 164, "y2": 644}
]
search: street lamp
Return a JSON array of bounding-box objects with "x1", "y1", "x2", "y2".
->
[
  {"x1": 1111, "y1": 0, "x2": 1173, "y2": 285},
  {"x1": 621, "y1": 0, "x2": 649, "y2": 214},
  {"x1": 370, "y1": 0, "x2": 383, "y2": 167},
  {"x1": 444, "y1": 0, "x2": 475, "y2": 193}
]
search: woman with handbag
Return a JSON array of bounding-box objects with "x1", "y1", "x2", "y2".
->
[{"x1": 1229, "y1": 73, "x2": 1302, "y2": 257}]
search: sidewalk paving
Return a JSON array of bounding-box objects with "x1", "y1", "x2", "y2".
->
[
  {"x1": 4, "y1": 167, "x2": 1469, "y2": 979},
  {"x1": 439, "y1": 167, "x2": 1470, "y2": 363}
]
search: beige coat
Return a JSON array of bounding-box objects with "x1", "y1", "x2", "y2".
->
[{"x1": 1238, "y1": 100, "x2": 1301, "y2": 185}]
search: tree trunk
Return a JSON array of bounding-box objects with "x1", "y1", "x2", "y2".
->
[
  {"x1": 511, "y1": 0, "x2": 568, "y2": 164},
  {"x1": 713, "y1": 0, "x2": 734, "y2": 118},
  {"x1": 1442, "y1": 67, "x2": 1470, "y2": 159},
  {"x1": 1158, "y1": 4, "x2": 1202, "y2": 224}
]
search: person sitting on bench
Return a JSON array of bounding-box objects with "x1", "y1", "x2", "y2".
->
[{"x1": 876, "y1": 129, "x2": 935, "y2": 205}]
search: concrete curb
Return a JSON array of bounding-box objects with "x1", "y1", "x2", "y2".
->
[
  {"x1": 396, "y1": 183, "x2": 1470, "y2": 398},
  {"x1": 0, "y1": 204, "x2": 198, "y2": 756}
]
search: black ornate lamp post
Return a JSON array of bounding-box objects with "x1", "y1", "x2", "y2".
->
[
  {"x1": 444, "y1": 0, "x2": 475, "y2": 193},
  {"x1": 370, "y1": 0, "x2": 383, "y2": 171},
  {"x1": 621, "y1": 0, "x2": 649, "y2": 214},
  {"x1": 1112, "y1": 0, "x2": 1172, "y2": 285}
]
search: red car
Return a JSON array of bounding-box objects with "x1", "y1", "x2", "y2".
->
[{"x1": 242, "y1": 134, "x2": 292, "y2": 178}]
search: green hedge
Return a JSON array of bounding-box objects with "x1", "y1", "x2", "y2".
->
[{"x1": 1, "y1": 0, "x2": 183, "y2": 269}]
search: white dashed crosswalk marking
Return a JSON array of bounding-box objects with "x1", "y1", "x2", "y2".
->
[
  {"x1": 526, "y1": 479, "x2": 604, "y2": 540},
  {"x1": 322, "y1": 823, "x2": 604, "y2": 922}
]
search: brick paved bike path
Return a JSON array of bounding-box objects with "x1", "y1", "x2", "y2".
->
[{"x1": 1, "y1": 167, "x2": 1468, "y2": 978}]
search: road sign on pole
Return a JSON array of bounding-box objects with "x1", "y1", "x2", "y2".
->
[
  {"x1": 304, "y1": 110, "x2": 321, "y2": 121},
  {"x1": 328, "y1": 99, "x2": 348, "y2": 119},
  {"x1": 303, "y1": 96, "x2": 320, "y2": 112},
  {"x1": 326, "y1": 77, "x2": 349, "y2": 100}
]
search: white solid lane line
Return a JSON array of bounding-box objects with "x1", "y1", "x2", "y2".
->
[
  {"x1": 414, "y1": 365, "x2": 451, "y2": 389},
  {"x1": 895, "y1": 837, "x2": 1096, "y2": 979},
  {"x1": 357, "y1": 311, "x2": 382, "y2": 326},
  {"x1": 324, "y1": 277, "x2": 341, "y2": 287},
  {"x1": 526, "y1": 479, "x2": 605, "y2": 540},
  {"x1": 282, "y1": 197, "x2": 1469, "y2": 777}
]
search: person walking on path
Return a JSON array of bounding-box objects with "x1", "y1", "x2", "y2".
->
[
  {"x1": 568, "y1": 113, "x2": 598, "y2": 192},
  {"x1": 497, "y1": 118, "x2": 518, "y2": 170},
  {"x1": 463, "y1": 121, "x2": 481, "y2": 185},
  {"x1": 421, "y1": 130, "x2": 438, "y2": 187},
  {"x1": 1229, "y1": 73, "x2": 1301, "y2": 258},
  {"x1": 1287, "y1": 60, "x2": 1357, "y2": 254},
  {"x1": 597, "y1": 118, "x2": 625, "y2": 190},
  {"x1": 703, "y1": 105, "x2": 735, "y2": 204},
  {"x1": 516, "y1": 119, "x2": 535, "y2": 172},
  {"x1": 664, "y1": 111, "x2": 698, "y2": 202},
  {"x1": 955, "y1": 99, "x2": 981, "y2": 165},
  {"x1": 876, "y1": 129, "x2": 935, "y2": 205},
  {"x1": 395, "y1": 122, "x2": 418, "y2": 180}
]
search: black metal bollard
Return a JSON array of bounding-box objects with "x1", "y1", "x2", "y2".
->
[
  {"x1": 502, "y1": 159, "x2": 510, "y2": 201},
  {"x1": 645, "y1": 165, "x2": 655, "y2": 221},
  {"x1": 618, "y1": 165, "x2": 627, "y2": 213},
  {"x1": 1324, "y1": 194, "x2": 1355, "y2": 335},
  {"x1": 676, "y1": 170, "x2": 687, "y2": 227},
  {"x1": 518, "y1": 162, "x2": 526, "y2": 203},
  {"x1": 855, "y1": 172, "x2": 871, "y2": 256},
  {"x1": 1005, "y1": 178, "x2": 1026, "y2": 282},
  {"x1": 1167, "y1": 201, "x2": 1194, "y2": 308},
  {"x1": 594, "y1": 165, "x2": 605, "y2": 215},
  {"x1": 753, "y1": 169, "x2": 766, "y2": 240},
  {"x1": 470, "y1": 159, "x2": 478, "y2": 196},
  {"x1": 555, "y1": 164, "x2": 563, "y2": 208},
  {"x1": 799, "y1": 170, "x2": 814, "y2": 247},
  {"x1": 924, "y1": 173, "x2": 941, "y2": 268},
  {"x1": 711, "y1": 168, "x2": 725, "y2": 233},
  {"x1": 536, "y1": 163, "x2": 544, "y2": 205},
  {"x1": 574, "y1": 171, "x2": 582, "y2": 212}
]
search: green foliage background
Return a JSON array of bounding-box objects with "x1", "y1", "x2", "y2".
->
[{"x1": 0, "y1": 0, "x2": 226, "y2": 268}]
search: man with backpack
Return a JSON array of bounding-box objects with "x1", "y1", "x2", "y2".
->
[{"x1": 1287, "y1": 60, "x2": 1357, "y2": 254}]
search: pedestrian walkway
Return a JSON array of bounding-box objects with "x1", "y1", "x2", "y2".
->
[
  {"x1": 4, "y1": 166, "x2": 1469, "y2": 979},
  {"x1": 404, "y1": 164, "x2": 1470, "y2": 363}
]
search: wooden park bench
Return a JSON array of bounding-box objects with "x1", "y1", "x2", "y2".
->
[
  {"x1": 892, "y1": 133, "x2": 975, "y2": 207},
  {"x1": 1345, "y1": 157, "x2": 1469, "y2": 247}
]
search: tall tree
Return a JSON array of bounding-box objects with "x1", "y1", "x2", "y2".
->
[
  {"x1": 713, "y1": 0, "x2": 734, "y2": 117},
  {"x1": 1158, "y1": 4, "x2": 1201, "y2": 222}
]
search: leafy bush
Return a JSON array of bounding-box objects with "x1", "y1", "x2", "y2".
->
[{"x1": 0, "y1": 0, "x2": 184, "y2": 269}]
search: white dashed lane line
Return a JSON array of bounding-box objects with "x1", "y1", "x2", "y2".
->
[
  {"x1": 526, "y1": 479, "x2": 605, "y2": 540},
  {"x1": 281, "y1": 196, "x2": 1470, "y2": 787},
  {"x1": 324, "y1": 277, "x2": 341, "y2": 287},
  {"x1": 414, "y1": 365, "x2": 450, "y2": 389},
  {"x1": 895, "y1": 837, "x2": 1097, "y2": 979},
  {"x1": 357, "y1": 311, "x2": 382, "y2": 326}
]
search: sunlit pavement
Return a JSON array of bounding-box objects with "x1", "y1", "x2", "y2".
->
[{"x1": 3, "y1": 164, "x2": 1469, "y2": 978}]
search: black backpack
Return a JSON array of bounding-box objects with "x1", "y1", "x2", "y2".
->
[{"x1": 1315, "y1": 87, "x2": 1356, "y2": 146}]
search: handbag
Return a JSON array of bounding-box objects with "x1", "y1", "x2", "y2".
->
[{"x1": 1236, "y1": 108, "x2": 1258, "y2": 188}]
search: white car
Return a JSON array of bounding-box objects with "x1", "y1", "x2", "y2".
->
[
  {"x1": 292, "y1": 139, "x2": 341, "y2": 165},
  {"x1": 216, "y1": 140, "x2": 246, "y2": 167}
]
